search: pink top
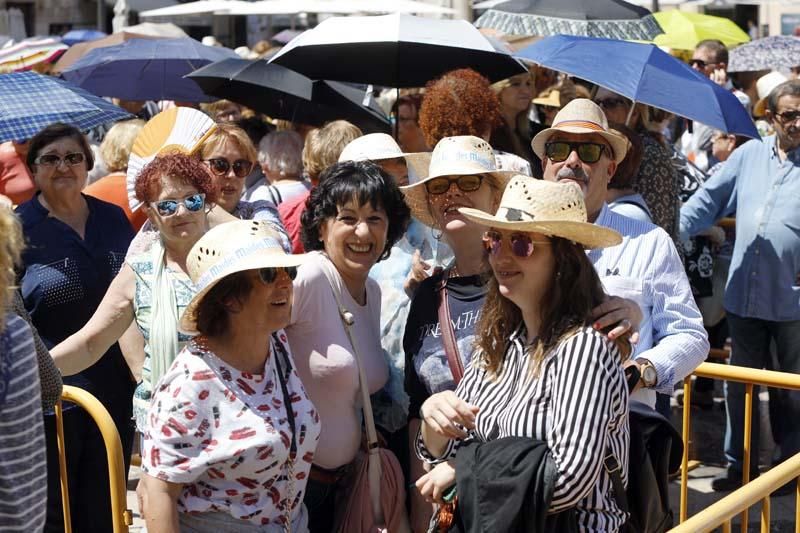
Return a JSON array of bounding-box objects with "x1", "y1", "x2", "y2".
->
[{"x1": 286, "y1": 252, "x2": 388, "y2": 469}]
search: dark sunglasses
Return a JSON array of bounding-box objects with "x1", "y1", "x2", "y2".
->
[
  {"x1": 34, "y1": 152, "x2": 86, "y2": 167},
  {"x1": 482, "y1": 230, "x2": 550, "y2": 258},
  {"x1": 151, "y1": 193, "x2": 206, "y2": 217},
  {"x1": 545, "y1": 141, "x2": 606, "y2": 164},
  {"x1": 204, "y1": 158, "x2": 254, "y2": 178},
  {"x1": 689, "y1": 59, "x2": 718, "y2": 69},
  {"x1": 425, "y1": 175, "x2": 484, "y2": 195},
  {"x1": 595, "y1": 98, "x2": 628, "y2": 110},
  {"x1": 258, "y1": 266, "x2": 298, "y2": 284},
  {"x1": 774, "y1": 110, "x2": 800, "y2": 124}
]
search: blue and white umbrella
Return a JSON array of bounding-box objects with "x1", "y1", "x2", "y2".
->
[
  {"x1": 728, "y1": 35, "x2": 800, "y2": 73},
  {"x1": 62, "y1": 29, "x2": 107, "y2": 46},
  {"x1": 0, "y1": 71, "x2": 132, "y2": 142}
]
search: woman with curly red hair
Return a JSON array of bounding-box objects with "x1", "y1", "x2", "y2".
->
[{"x1": 51, "y1": 152, "x2": 217, "y2": 436}]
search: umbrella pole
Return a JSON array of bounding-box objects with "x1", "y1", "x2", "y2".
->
[
  {"x1": 394, "y1": 87, "x2": 399, "y2": 141},
  {"x1": 625, "y1": 99, "x2": 636, "y2": 127}
]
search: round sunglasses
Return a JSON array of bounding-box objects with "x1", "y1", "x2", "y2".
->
[
  {"x1": 544, "y1": 141, "x2": 606, "y2": 164},
  {"x1": 425, "y1": 174, "x2": 484, "y2": 195},
  {"x1": 258, "y1": 266, "x2": 298, "y2": 284},
  {"x1": 151, "y1": 193, "x2": 206, "y2": 217},
  {"x1": 204, "y1": 158, "x2": 254, "y2": 178},
  {"x1": 482, "y1": 230, "x2": 550, "y2": 258}
]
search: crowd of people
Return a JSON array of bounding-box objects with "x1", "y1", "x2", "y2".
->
[{"x1": 1, "y1": 31, "x2": 799, "y2": 533}]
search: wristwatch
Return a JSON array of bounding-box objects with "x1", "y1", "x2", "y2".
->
[{"x1": 638, "y1": 359, "x2": 658, "y2": 388}]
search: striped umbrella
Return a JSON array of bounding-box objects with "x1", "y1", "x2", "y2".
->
[{"x1": 0, "y1": 38, "x2": 68, "y2": 73}]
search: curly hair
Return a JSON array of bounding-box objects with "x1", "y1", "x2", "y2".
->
[
  {"x1": 475, "y1": 237, "x2": 630, "y2": 380},
  {"x1": 134, "y1": 152, "x2": 218, "y2": 205},
  {"x1": 27, "y1": 122, "x2": 95, "y2": 171},
  {"x1": 418, "y1": 68, "x2": 501, "y2": 148},
  {"x1": 100, "y1": 119, "x2": 145, "y2": 173},
  {"x1": 0, "y1": 208, "x2": 23, "y2": 330},
  {"x1": 199, "y1": 122, "x2": 258, "y2": 164},
  {"x1": 302, "y1": 120, "x2": 363, "y2": 183},
  {"x1": 300, "y1": 160, "x2": 410, "y2": 261}
]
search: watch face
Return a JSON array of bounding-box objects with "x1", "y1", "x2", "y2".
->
[{"x1": 643, "y1": 365, "x2": 657, "y2": 386}]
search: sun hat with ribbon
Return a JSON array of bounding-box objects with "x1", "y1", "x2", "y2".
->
[
  {"x1": 753, "y1": 71, "x2": 789, "y2": 118},
  {"x1": 459, "y1": 175, "x2": 622, "y2": 249},
  {"x1": 179, "y1": 219, "x2": 307, "y2": 335},
  {"x1": 531, "y1": 98, "x2": 629, "y2": 164},
  {"x1": 399, "y1": 135, "x2": 516, "y2": 228}
]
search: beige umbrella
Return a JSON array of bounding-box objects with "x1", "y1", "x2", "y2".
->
[{"x1": 123, "y1": 22, "x2": 189, "y2": 37}]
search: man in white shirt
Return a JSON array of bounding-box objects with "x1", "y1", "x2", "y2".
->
[{"x1": 532, "y1": 99, "x2": 709, "y2": 412}]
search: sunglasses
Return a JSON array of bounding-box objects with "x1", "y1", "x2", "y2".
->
[
  {"x1": 204, "y1": 158, "x2": 254, "y2": 178},
  {"x1": 482, "y1": 230, "x2": 550, "y2": 258},
  {"x1": 151, "y1": 193, "x2": 206, "y2": 217},
  {"x1": 545, "y1": 141, "x2": 606, "y2": 164},
  {"x1": 774, "y1": 110, "x2": 800, "y2": 124},
  {"x1": 425, "y1": 175, "x2": 484, "y2": 195},
  {"x1": 258, "y1": 266, "x2": 298, "y2": 284},
  {"x1": 595, "y1": 98, "x2": 628, "y2": 110},
  {"x1": 689, "y1": 59, "x2": 718, "y2": 69},
  {"x1": 34, "y1": 152, "x2": 86, "y2": 167}
]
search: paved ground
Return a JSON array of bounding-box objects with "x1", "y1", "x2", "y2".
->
[{"x1": 125, "y1": 380, "x2": 797, "y2": 531}]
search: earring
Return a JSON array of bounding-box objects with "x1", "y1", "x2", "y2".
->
[{"x1": 432, "y1": 228, "x2": 443, "y2": 241}]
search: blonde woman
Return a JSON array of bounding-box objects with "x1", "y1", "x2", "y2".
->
[{"x1": 490, "y1": 71, "x2": 542, "y2": 172}]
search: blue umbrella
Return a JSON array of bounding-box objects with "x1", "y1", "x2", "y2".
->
[
  {"x1": 61, "y1": 37, "x2": 238, "y2": 102},
  {"x1": 62, "y1": 29, "x2": 107, "y2": 46},
  {"x1": 0, "y1": 71, "x2": 132, "y2": 142},
  {"x1": 517, "y1": 34, "x2": 758, "y2": 138}
]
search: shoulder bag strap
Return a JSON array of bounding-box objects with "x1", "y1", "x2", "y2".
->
[
  {"x1": 437, "y1": 271, "x2": 465, "y2": 385},
  {"x1": 317, "y1": 260, "x2": 385, "y2": 526},
  {"x1": 604, "y1": 448, "x2": 630, "y2": 514}
]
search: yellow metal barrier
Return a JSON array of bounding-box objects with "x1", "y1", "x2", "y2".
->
[
  {"x1": 54, "y1": 385, "x2": 133, "y2": 533},
  {"x1": 678, "y1": 362, "x2": 800, "y2": 532}
]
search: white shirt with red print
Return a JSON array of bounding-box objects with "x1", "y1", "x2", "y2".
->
[{"x1": 142, "y1": 330, "x2": 320, "y2": 529}]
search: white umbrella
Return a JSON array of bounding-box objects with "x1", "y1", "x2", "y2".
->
[
  {"x1": 222, "y1": 0, "x2": 455, "y2": 15},
  {"x1": 123, "y1": 22, "x2": 189, "y2": 37},
  {"x1": 140, "y1": 0, "x2": 249, "y2": 18}
]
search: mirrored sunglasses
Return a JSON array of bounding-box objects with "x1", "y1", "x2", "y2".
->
[
  {"x1": 545, "y1": 141, "x2": 606, "y2": 164},
  {"x1": 482, "y1": 230, "x2": 550, "y2": 258},
  {"x1": 35, "y1": 152, "x2": 86, "y2": 167},
  {"x1": 151, "y1": 193, "x2": 206, "y2": 217},
  {"x1": 204, "y1": 158, "x2": 254, "y2": 178},
  {"x1": 424, "y1": 175, "x2": 484, "y2": 195},
  {"x1": 258, "y1": 266, "x2": 298, "y2": 284}
]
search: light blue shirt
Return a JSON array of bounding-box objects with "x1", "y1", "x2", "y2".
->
[
  {"x1": 680, "y1": 136, "x2": 800, "y2": 322},
  {"x1": 591, "y1": 204, "x2": 709, "y2": 406}
]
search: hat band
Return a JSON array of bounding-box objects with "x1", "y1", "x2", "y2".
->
[
  {"x1": 431, "y1": 151, "x2": 496, "y2": 172},
  {"x1": 552, "y1": 119, "x2": 606, "y2": 132},
  {"x1": 195, "y1": 237, "x2": 283, "y2": 291}
]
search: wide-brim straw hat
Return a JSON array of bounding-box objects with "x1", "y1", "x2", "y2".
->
[
  {"x1": 399, "y1": 135, "x2": 516, "y2": 228},
  {"x1": 531, "y1": 98, "x2": 629, "y2": 164},
  {"x1": 338, "y1": 132, "x2": 408, "y2": 163},
  {"x1": 459, "y1": 176, "x2": 622, "y2": 249},
  {"x1": 753, "y1": 71, "x2": 788, "y2": 118},
  {"x1": 179, "y1": 220, "x2": 306, "y2": 335}
]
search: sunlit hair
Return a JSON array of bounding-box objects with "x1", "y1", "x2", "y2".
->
[
  {"x1": 199, "y1": 122, "x2": 258, "y2": 164},
  {"x1": 135, "y1": 152, "x2": 218, "y2": 205},
  {"x1": 258, "y1": 130, "x2": 303, "y2": 177},
  {"x1": 302, "y1": 120, "x2": 363, "y2": 183},
  {"x1": 475, "y1": 237, "x2": 630, "y2": 379},
  {"x1": 0, "y1": 208, "x2": 23, "y2": 331},
  {"x1": 100, "y1": 119, "x2": 145, "y2": 173}
]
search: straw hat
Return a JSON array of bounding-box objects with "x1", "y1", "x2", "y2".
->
[
  {"x1": 399, "y1": 135, "x2": 516, "y2": 228},
  {"x1": 753, "y1": 71, "x2": 788, "y2": 118},
  {"x1": 338, "y1": 133, "x2": 406, "y2": 163},
  {"x1": 532, "y1": 88, "x2": 562, "y2": 108},
  {"x1": 179, "y1": 220, "x2": 306, "y2": 335},
  {"x1": 459, "y1": 176, "x2": 622, "y2": 249},
  {"x1": 531, "y1": 99, "x2": 629, "y2": 164}
]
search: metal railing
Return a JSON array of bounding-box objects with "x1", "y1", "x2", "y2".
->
[
  {"x1": 675, "y1": 362, "x2": 800, "y2": 532},
  {"x1": 54, "y1": 385, "x2": 133, "y2": 533}
]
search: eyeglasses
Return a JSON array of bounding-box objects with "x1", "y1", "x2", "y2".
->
[
  {"x1": 689, "y1": 59, "x2": 718, "y2": 69},
  {"x1": 34, "y1": 152, "x2": 86, "y2": 167},
  {"x1": 545, "y1": 141, "x2": 606, "y2": 164},
  {"x1": 595, "y1": 98, "x2": 628, "y2": 110},
  {"x1": 151, "y1": 193, "x2": 206, "y2": 217},
  {"x1": 774, "y1": 110, "x2": 800, "y2": 124},
  {"x1": 482, "y1": 230, "x2": 550, "y2": 258},
  {"x1": 424, "y1": 175, "x2": 484, "y2": 195},
  {"x1": 258, "y1": 266, "x2": 298, "y2": 284},
  {"x1": 204, "y1": 158, "x2": 254, "y2": 178}
]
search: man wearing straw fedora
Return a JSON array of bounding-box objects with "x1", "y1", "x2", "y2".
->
[{"x1": 533, "y1": 99, "x2": 709, "y2": 413}]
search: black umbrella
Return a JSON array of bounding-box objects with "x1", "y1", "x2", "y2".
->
[
  {"x1": 186, "y1": 58, "x2": 391, "y2": 133},
  {"x1": 475, "y1": 0, "x2": 663, "y2": 41}
]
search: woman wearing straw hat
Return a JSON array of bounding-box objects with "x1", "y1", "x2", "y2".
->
[
  {"x1": 415, "y1": 177, "x2": 631, "y2": 531},
  {"x1": 138, "y1": 220, "x2": 320, "y2": 532}
]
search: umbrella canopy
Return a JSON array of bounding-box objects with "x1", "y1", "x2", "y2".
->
[
  {"x1": 223, "y1": 0, "x2": 455, "y2": 15},
  {"x1": 62, "y1": 29, "x2": 108, "y2": 46},
  {"x1": 123, "y1": 22, "x2": 189, "y2": 38},
  {"x1": 187, "y1": 58, "x2": 391, "y2": 133},
  {"x1": 516, "y1": 34, "x2": 758, "y2": 138},
  {"x1": 728, "y1": 35, "x2": 800, "y2": 73},
  {"x1": 0, "y1": 37, "x2": 68, "y2": 73},
  {"x1": 53, "y1": 31, "x2": 161, "y2": 74},
  {"x1": 269, "y1": 13, "x2": 526, "y2": 87},
  {"x1": 652, "y1": 11, "x2": 750, "y2": 50},
  {"x1": 140, "y1": 0, "x2": 250, "y2": 17},
  {"x1": 474, "y1": 0, "x2": 663, "y2": 41},
  {"x1": 61, "y1": 37, "x2": 238, "y2": 102},
  {"x1": 0, "y1": 71, "x2": 132, "y2": 142}
]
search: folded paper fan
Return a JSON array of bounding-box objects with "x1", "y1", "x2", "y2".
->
[{"x1": 127, "y1": 107, "x2": 217, "y2": 212}]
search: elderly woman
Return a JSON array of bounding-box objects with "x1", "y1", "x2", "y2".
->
[
  {"x1": 286, "y1": 160, "x2": 409, "y2": 532},
  {"x1": 245, "y1": 129, "x2": 309, "y2": 206},
  {"x1": 490, "y1": 71, "x2": 542, "y2": 172},
  {"x1": 16, "y1": 122, "x2": 135, "y2": 532},
  {"x1": 416, "y1": 178, "x2": 631, "y2": 531},
  {"x1": 139, "y1": 220, "x2": 319, "y2": 532}
]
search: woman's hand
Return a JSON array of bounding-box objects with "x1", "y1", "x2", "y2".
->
[
  {"x1": 591, "y1": 296, "x2": 642, "y2": 344},
  {"x1": 404, "y1": 249, "x2": 441, "y2": 298},
  {"x1": 420, "y1": 391, "x2": 478, "y2": 440},
  {"x1": 415, "y1": 460, "x2": 457, "y2": 504}
]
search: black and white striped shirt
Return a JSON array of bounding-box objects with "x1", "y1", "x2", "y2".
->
[{"x1": 419, "y1": 325, "x2": 630, "y2": 532}]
